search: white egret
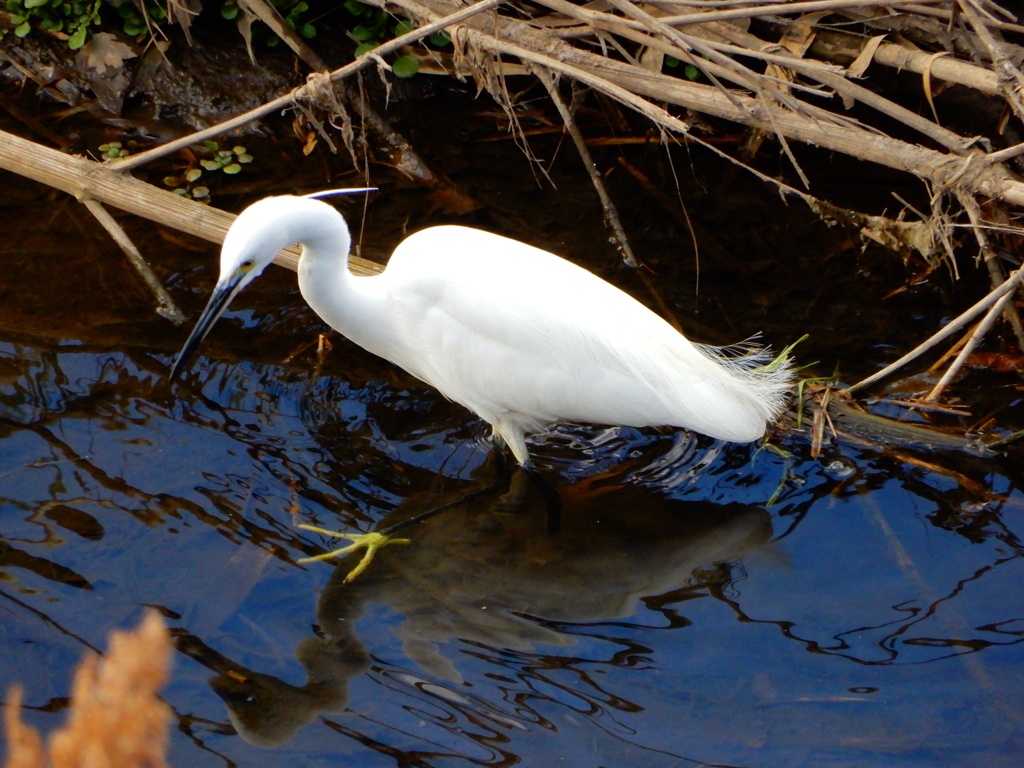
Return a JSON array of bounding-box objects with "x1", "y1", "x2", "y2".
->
[{"x1": 170, "y1": 194, "x2": 793, "y2": 576}]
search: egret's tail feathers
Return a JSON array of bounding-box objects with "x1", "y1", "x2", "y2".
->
[{"x1": 695, "y1": 336, "x2": 797, "y2": 422}]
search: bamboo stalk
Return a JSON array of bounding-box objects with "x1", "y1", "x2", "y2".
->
[{"x1": 0, "y1": 129, "x2": 382, "y2": 276}]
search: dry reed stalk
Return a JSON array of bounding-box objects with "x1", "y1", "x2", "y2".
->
[
  {"x1": 4, "y1": 611, "x2": 173, "y2": 768},
  {"x1": 0, "y1": 129, "x2": 380, "y2": 276}
]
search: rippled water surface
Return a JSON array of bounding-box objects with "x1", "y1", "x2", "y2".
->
[{"x1": 2, "y1": 128, "x2": 1024, "y2": 768}]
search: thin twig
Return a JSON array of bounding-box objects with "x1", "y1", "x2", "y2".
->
[
  {"x1": 556, "y1": 0, "x2": 946, "y2": 38},
  {"x1": 902, "y1": 3, "x2": 1024, "y2": 35},
  {"x1": 844, "y1": 265, "x2": 1024, "y2": 394},
  {"x1": 876, "y1": 398, "x2": 972, "y2": 416},
  {"x1": 987, "y1": 141, "x2": 1024, "y2": 164},
  {"x1": 924, "y1": 288, "x2": 1016, "y2": 401},
  {"x1": 986, "y1": 428, "x2": 1024, "y2": 450},
  {"x1": 81, "y1": 199, "x2": 185, "y2": 324},
  {"x1": 534, "y1": 66, "x2": 638, "y2": 266}
]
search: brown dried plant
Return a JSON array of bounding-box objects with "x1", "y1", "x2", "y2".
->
[{"x1": 4, "y1": 611, "x2": 173, "y2": 768}]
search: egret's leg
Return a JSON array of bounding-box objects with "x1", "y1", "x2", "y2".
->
[
  {"x1": 492, "y1": 422, "x2": 559, "y2": 529},
  {"x1": 492, "y1": 422, "x2": 531, "y2": 469},
  {"x1": 297, "y1": 525, "x2": 410, "y2": 583}
]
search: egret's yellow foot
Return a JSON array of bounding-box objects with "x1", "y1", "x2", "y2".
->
[{"x1": 297, "y1": 525, "x2": 410, "y2": 582}]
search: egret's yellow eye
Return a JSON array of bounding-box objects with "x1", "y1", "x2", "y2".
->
[{"x1": 241, "y1": 259, "x2": 255, "y2": 270}]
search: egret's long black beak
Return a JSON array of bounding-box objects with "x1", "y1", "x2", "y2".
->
[{"x1": 169, "y1": 274, "x2": 243, "y2": 382}]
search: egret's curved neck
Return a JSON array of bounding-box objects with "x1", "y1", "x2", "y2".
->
[{"x1": 293, "y1": 209, "x2": 393, "y2": 358}]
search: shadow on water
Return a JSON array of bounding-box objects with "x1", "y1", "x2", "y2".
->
[{"x1": 186, "y1": 468, "x2": 771, "y2": 752}]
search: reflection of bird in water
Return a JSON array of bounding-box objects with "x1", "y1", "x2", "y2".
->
[
  {"x1": 193, "y1": 471, "x2": 772, "y2": 747},
  {"x1": 169, "y1": 194, "x2": 791, "y2": 573}
]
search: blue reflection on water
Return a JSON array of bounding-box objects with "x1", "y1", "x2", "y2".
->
[{"x1": 1, "y1": 339, "x2": 1023, "y2": 768}]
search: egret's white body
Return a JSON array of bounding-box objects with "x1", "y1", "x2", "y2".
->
[{"x1": 173, "y1": 195, "x2": 792, "y2": 466}]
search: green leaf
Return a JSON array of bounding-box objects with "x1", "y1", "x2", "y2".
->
[
  {"x1": 14, "y1": 21, "x2": 31, "y2": 37},
  {"x1": 9, "y1": 14, "x2": 25, "y2": 24},
  {"x1": 231, "y1": 146, "x2": 246, "y2": 155},
  {"x1": 6, "y1": 1, "x2": 20, "y2": 12},
  {"x1": 185, "y1": 168, "x2": 202, "y2": 182},
  {"x1": 292, "y1": 1, "x2": 307, "y2": 12},
  {"x1": 394, "y1": 19, "x2": 415, "y2": 37},
  {"x1": 343, "y1": 0, "x2": 363, "y2": 13},
  {"x1": 172, "y1": 188, "x2": 188, "y2": 196},
  {"x1": 429, "y1": 31, "x2": 450, "y2": 47},
  {"x1": 300, "y1": 22, "x2": 315, "y2": 38},
  {"x1": 221, "y1": 2, "x2": 238, "y2": 19},
  {"x1": 150, "y1": 5, "x2": 164, "y2": 19},
  {"x1": 163, "y1": 176, "x2": 181, "y2": 187},
  {"x1": 266, "y1": 34, "x2": 279, "y2": 46},
  {"x1": 392, "y1": 54, "x2": 419, "y2": 78},
  {"x1": 124, "y1": 20, "x2": 143, "y2": 35},
  {"x1": 200, "y1": 159, "x2": 221, "y2": 171},
  {"x1": 684, "y1": 64, "x2": 700, "y2": 80},
  {"x1": 351, "y1": 24, "x2": 373, "y2": 41},
  {"x1": 191, "y1": 186, "x2": 209, "y2": 198},
  {"x1": 283, "y1": 15, "x2": 295, "y2": 30},
  {"x1": 236, "y1": 153, "x2": 253, "y2": 163},
  {"x1": 222, "y1": 163, "x2": 242, "y2": 175},
  {"x1": 203, "y1": 140, "x2": 219, "y2": 150},
  {"x1": 24, "y1": 0, "x2": 48, "y2": 8},
  {"x1": 117, "y1": 3, "x2": 134, "y2": 18},
  {"x1": 354, "y1": 41, "x2": 378, "y2": 57},
  {"x1": 664, "y1": 55, "x2": 679, "y2": 68}
]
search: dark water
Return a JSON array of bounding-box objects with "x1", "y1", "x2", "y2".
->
[{"x1": 2, "y1": 108, "x2": 1024, "y2": 768}]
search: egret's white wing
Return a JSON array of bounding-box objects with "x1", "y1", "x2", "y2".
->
[{"x1": 381, "y1": 226, "x2": 784, "y2": 442}]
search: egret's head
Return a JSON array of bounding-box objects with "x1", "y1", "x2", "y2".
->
[{"x1": 169, "y1": 193, "x2": 363, "y2": 381}]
